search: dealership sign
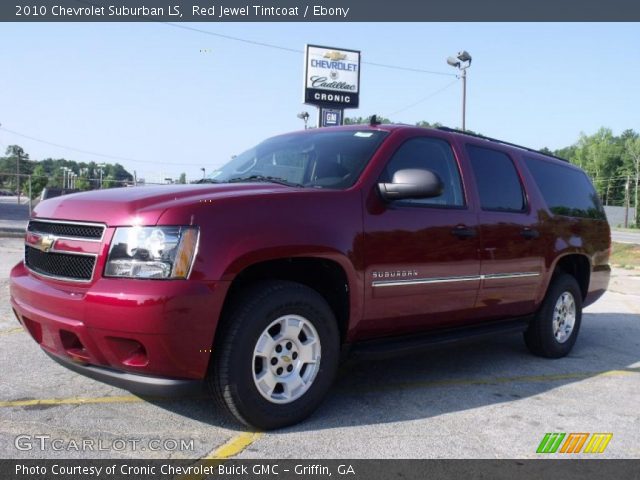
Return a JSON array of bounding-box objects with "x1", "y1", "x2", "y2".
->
[{"x1": 304, "y1": 44, "x2": 360, "y2": 109}]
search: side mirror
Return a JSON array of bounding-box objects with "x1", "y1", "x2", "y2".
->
[{"x1": 378, "y1": 168, "x2": 443, "y2": 201}]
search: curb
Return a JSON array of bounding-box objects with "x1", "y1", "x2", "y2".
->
[{"x1": 0, "y1": 228, "x2": 25, "y2": 238}]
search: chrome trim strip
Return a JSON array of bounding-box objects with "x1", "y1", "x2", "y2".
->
[
  {"x1": 47, "y1": 248, "x2": 97, "y2": 257},
  {"x1": 373, "y1": 275, "x2": 479, "y2": 288},
  {"x1": 372, "y1": 272, "x2": 540, "y2": 288},
  {"x1": 28, "y1": 218, "x2": 107, "y2": 242},
  {"x1": 483, "y1": 272, "x2": 540, "y2": 280}
]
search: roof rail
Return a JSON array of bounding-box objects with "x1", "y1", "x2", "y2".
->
[{"x1": 436, "y1": 126, "x2": 569, "y2": 163}]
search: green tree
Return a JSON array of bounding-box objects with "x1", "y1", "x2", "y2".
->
[
  {"x1": 75, "y1": 176, "x2": 91, "y2": 191},
  {"x1": 344, "y1": 116, "x2": 392, "y2": 125},
  {"x1": 178, "y1": 173, "x2": 187, "y2": 184},
  {"x1": 624, "y1": 135, "x2": 640, "y2": 226},
  {"x1": 30, "y1": 164, "x2": 49, "y2": 199}
]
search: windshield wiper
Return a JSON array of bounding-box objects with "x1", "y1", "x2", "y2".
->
[{"x1": 227, "y1": 175, "x2": 304, "y2": 187}]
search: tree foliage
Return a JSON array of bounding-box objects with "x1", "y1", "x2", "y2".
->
[{"x1": 0, "y1": 146, "x2": 133, "y2": 199}]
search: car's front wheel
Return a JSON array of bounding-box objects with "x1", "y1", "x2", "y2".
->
[{"x1": 209, "y1": 280, "x2": 340, "y2": 430}]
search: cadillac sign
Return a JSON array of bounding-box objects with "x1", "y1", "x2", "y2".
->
[{"x1": 304, "y1": 44, "x2": 361, "y2": 108}]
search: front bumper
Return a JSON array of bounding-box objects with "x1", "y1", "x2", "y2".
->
[
  {"x1": 43, "y1": 350, "x2": 202, "y2": 397},
  {"x1": 10, "y1": 261, "x2": 229, "y2": 387}
]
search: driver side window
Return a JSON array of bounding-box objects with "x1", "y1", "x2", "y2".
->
[{"x1": 383, "y1": 137, "x2": 465, "y2": 207}]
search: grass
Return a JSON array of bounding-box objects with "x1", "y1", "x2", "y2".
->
[{"x1": 610, "y1": 242, "x2": 640, "y2": 269}]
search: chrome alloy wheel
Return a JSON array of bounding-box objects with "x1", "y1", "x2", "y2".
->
[
  {"x1": 252, "y1": 315, "x2": 321, "y2": 404},
  {"x1": 552, "y1": 291, "x2": 576, "y2": 344}
]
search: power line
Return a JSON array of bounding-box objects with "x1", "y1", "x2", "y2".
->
[
  {"x1": 163, "y1": 23, "x2": 457, "y2": 78},
  {"x1": 0, "y1": 126, "x2": 206, "y2": 167},
  {"x1": 385, "y1": 78, "x2": 460, "y2": 117}
]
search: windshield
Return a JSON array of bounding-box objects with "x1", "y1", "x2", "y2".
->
[{"x1": 206, "y1": 129, "x2": 388, "y2": 189}]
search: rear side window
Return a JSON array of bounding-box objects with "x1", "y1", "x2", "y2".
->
[
  {"x1": 467, "y1": 145, "x2": 526, "y2": 212},
  {"x1": 382, "y1": 137, "x2": 465, "y2": 207},
  {"x1": 524, "y1": 157, "x2": 606, "y2": 219}
]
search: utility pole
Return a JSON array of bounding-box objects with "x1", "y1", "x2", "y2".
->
[
  {"x1": 16, "y1": 149, "x2": 21, "y2": 204},
  {"x1": 624, "y1": 174, "x2": 630, "y2": 229},
  {"x1": 635, "y1": 157, "x2": 640, "y2": 228},
  {"x1": 28, "y1": 175, "x2": 32, "y2": 214}
]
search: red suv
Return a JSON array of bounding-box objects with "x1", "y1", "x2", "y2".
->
[{"x1": 10, "y1": 124, "x2": 610, "y2": 429}]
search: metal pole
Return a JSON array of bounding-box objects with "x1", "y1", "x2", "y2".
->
[
  {"x1": 624, "y1": 175, "x2": 630, "y2": 229},
  {"x1": 633, "y1": 158, "x2": 640, "y2": 228},
  {"x1": 28, "y1": 175, "x2": 32, "y2": 215},
  {"x1": 16, "y1": 151, "x2": 21, "y2": 204},
  {"x1": 462, "y1": 68, "x2": 467, "y2": 131}
]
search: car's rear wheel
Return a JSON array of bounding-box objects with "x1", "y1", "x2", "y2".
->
[
  {"x1": 524, "y1": 273, "x2": 583, "y2": 358},
  {"x1": 209, "y1": 280, "x2": 339, "y2": 430}
]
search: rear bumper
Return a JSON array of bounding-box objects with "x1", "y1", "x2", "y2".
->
[
  {"x1": 10, "y1": 261, "x2": 230, "y2": 382},
  {"x1": 43, "y1": 349, "x2": 203, "y2": 397}
]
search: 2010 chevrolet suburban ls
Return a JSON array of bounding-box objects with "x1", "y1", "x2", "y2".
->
[{"x1": 10, "y1": 124, "x2": 611, "y2": 429}]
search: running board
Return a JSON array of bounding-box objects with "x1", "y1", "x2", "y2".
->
[{"x1": 348, "y1": 317, "x2": 531, "y2": 359}]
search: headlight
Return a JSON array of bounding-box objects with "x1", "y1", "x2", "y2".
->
[{"x1": 105, "y1": 226, "x2": 199, "y2": 279}]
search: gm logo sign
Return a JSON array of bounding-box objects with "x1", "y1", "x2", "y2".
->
[
  {"x1": 537, "y1": 433, "x2": 612, "y2": 454},
  {"x1": 320, "y1": 108, "x2": 342, "y2": 127}
]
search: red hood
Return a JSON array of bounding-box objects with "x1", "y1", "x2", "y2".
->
[{"x1": 32, "y1": 183, "x2": 290, "y2": 226}]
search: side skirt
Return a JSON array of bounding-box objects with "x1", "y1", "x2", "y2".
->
[{"x1": 345, "y1": 317, "x2": 531, "y2": 360}]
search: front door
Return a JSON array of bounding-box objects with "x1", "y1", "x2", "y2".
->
[{"x1": 362, "y1": 135, "x2": 481, "y2": 339}]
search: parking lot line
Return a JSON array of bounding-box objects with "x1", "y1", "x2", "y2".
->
[
  {"x1": 344, "y1": 367, "x2": 640, "y2": 394},
  {"x1": 1, "y1": 367, "x2": 638, "y2": 410},
  {"x1": 174, "y1": 432, "x2": 265, "y2": 479},
  {"x1": 0, "y1": 327, "x2": 24, "y2": 336},
  {"x1": 0, "y1": 395, "x2": 142, "y2": 408},
  {"x1": 205, "y1": 432, "x2": 264, "y2": 459}
]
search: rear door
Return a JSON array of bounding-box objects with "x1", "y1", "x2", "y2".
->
[
  {"x1": 465, "y1": 143, "x2": 546, "y2": 319},
  {"x1": 362, "y1": 134, "x2": 481, "y2": 338}
]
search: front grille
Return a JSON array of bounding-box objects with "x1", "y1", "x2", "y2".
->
[
  {"x1": 28, "y1": 220, "x2": 104, "y2": 239},
  {"x1": 25, "y1": 246, "x2": 95, "y2": 281}
]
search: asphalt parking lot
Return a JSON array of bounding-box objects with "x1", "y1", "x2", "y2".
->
[{"x1": 1, "y1": 236, "x2": 639, "y2": 460}]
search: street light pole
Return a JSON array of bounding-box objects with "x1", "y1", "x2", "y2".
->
[
  {"x1": 297, "y1": 112, "x2": 310, "y2": 130},
  {"x1": 461, "y1": 67, "x2": 467, "y2": 131},
  {"x1": 447, "y1": 50, "x2": 472, "y2": 131}
]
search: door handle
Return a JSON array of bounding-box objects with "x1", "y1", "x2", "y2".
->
[
  {"x1": 451, "y1": 225, "x2": 477, "y2": 239},
  {"x1": 521, "y1": 228, "x2": 540, "y2": 239}
]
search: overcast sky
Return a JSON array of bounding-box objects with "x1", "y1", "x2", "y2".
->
[{"x1": 1, "y1": 22, "x2": 638, "y2": 182}]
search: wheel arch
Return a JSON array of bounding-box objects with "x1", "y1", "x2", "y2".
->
[
  {"x1": 215, "y1": 250, "x2": 360, "y2": 347},
  {"x1": 546, "y1": 252, "x2": 591, "y2": 301}
]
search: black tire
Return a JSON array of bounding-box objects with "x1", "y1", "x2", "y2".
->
[
  {"x1": 524, "y1": 273, "x2": 583, "y2": 358},
  {"x1": 208, "y1": 280, "x2": 340, "y2": 430}
]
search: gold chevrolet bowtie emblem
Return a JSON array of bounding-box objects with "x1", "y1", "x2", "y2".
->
[
  {"x1": 323, "y1": 51, "x2": 347, "y2": 61},
  {"x1": 34, "y1": 234, "x2": 56, "y2": 253},
  {"x1": 281, "y1": 355, "x2": 291, "y2": 363}
]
